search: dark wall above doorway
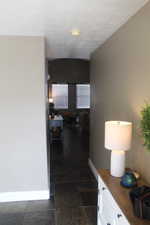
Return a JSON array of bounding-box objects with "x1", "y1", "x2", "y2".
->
[{"x1": 48, "y1": 58, "x2": 90, "y2": 84}]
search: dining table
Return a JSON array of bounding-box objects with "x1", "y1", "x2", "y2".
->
[{"x1": 49, "y1": 115, "x2": 63, "y2": 129}]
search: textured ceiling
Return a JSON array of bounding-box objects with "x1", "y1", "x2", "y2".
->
[{"x1": 0, "y1": 0, "x2": 148, "y2": 59}]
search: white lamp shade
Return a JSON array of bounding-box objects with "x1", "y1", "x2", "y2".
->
[{"x1": 105, "y1": 121, "x2": 132, "y2": 151}]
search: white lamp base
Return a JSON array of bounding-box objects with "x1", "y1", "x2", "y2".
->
[{"x1": 110, "y1": 151, "x2": 125, "y2": 177}]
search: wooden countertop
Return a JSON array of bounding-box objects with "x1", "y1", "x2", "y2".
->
[{"x1": 98, "y1": 169, "x2": 150, "y2": 225}]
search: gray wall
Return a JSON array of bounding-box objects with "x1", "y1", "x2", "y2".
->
[
  {"x1": 0, "y1": 36, "x2": 48, "y2": 192},
  {"x1": 90, "y1": 1, "x2": 150, "y2": 183}
]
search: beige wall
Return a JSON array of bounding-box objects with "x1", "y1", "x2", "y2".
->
[
  {"x1": 90, "y1": 2, "x2": 150, "y2": 183},
  {"x1": 0, "y1": 36, "x2": 48, "y2": 193}
]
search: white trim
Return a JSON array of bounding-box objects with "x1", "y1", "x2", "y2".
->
[
  {"x1": 0, "y1": 190, "x2": 49, "y2": 202},
  {"x1": 88, "y1": 158, "x2": 98, "y2": 181}
]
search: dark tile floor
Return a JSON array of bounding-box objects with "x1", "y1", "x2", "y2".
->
[
  {"x1": 0, "y1": 200, "x2": 56, "y2": 225},
  {"x1": 0, "y1": 125, "x2": 97, "y2": 225},
  {"x1": 50, "y1": 125, "x2": 98, "y2": 225}
]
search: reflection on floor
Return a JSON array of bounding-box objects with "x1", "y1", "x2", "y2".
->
[{"x1": 0, "y1": 125, "x2": 97, "y2": 225}]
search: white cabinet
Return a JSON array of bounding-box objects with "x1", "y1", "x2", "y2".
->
[{"x1": 97, "y1": 176, "x2": 130, "y2": 225}]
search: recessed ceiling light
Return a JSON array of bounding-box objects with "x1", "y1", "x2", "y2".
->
[{"x1": 71, "y1": 29, "x2": 80, "y2": 36}]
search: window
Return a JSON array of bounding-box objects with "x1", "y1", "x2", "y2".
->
[
  {"x1": 52, "y1": 84, "x2": 68, "y2": 109},
  {"x1": 76, "y1": 84, "x2": 90, "y2": 109}
]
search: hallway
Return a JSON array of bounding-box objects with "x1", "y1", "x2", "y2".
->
[
  {"x1": 50, "y1": 124, "x2": 97, "y2": 225},
  {"x1": 0, "y1": 125, "x2": 97, "y2": 225}
]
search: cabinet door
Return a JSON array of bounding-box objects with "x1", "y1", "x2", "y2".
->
[
  {"x1": 98, "y1": 188, "x2": 116, "y2": 225},
  {"x1": 98, "y1": 187, "x2": 130, "y2": 225},
  {"x1": 115, "y1": 215, "x2": 130, "y2": 225}
]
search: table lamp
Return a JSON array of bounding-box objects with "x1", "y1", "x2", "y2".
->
[{"x1": 105, "y1": 121, "x2": 132, "y2": 177}]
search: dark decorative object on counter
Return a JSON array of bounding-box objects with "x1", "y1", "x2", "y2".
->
[
  {"x1": 120, "y1": 172, "x2": 137, "y2": 188},
  {"x1": 130, "y1": 186, "x2": 150, "y2": 220}
]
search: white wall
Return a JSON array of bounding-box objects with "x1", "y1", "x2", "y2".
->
[{"x1": 0, "y1": 36, "x2": 48, "y2": 196}]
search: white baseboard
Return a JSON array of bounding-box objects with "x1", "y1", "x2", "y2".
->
[
  {"x1": 88, "y1": 158, "x2": 98, "y2": 181},
  {"x1": 0, "y1": 190, "x2": 49, "y2": 203}
]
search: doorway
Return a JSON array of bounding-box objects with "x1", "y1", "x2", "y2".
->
[{"x1": 47, "y1": 79, "x2": 97, "y2": 224}]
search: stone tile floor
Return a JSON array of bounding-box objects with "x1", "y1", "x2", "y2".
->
[{"x1": 0, "y1": 126, "x2": 97, "y2": 225}]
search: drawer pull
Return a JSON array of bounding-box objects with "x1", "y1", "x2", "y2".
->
[
  {"x1": 117, "y1": 214, "x2": 122, "y2": 218},
  {"x1": 102, "y1": 187, "x2": 106, "y2": 190},
  {"x1": 107, "y1": 223, "x2": 111, "y2": 225}
]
